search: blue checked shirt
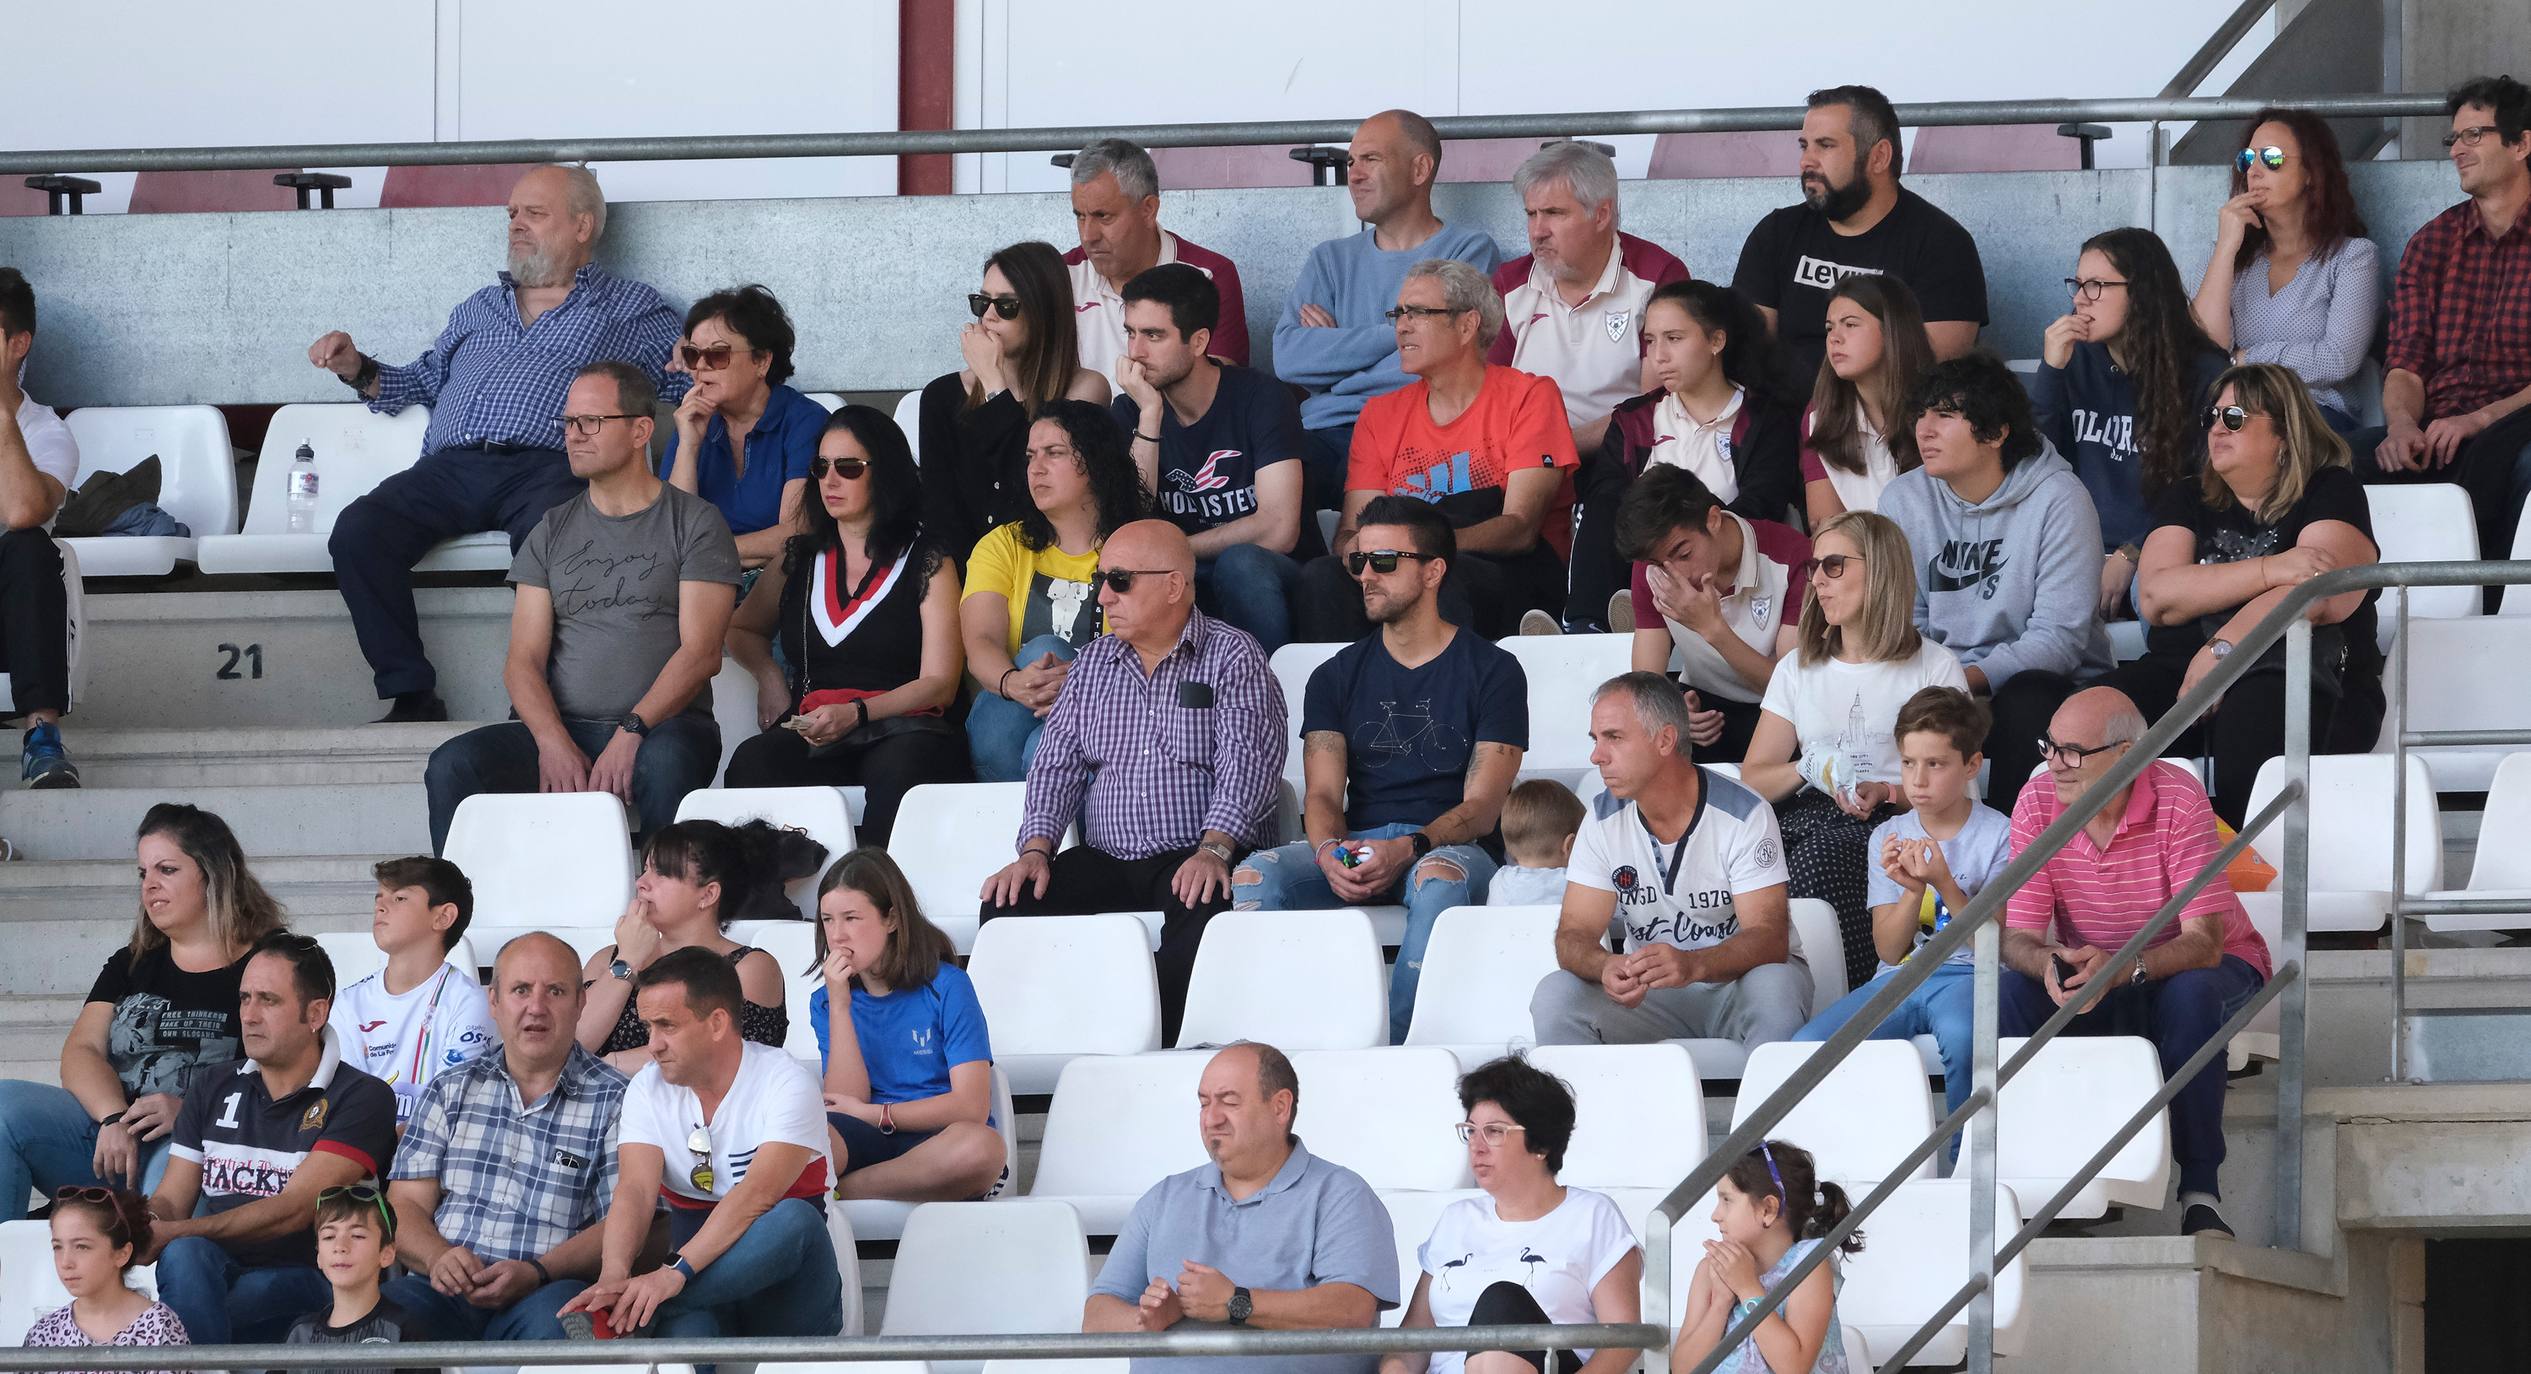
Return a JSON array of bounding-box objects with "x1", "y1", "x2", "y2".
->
[
  {"x1": 1018, "y1": 608, "x2": 1286, "y2": 859},
  {"x1": 390, "y1": 1042, "x2": 629, "y2": 1264},
  {"x1": 370, "y1": 263, "x2": 685, "y2": 455}
]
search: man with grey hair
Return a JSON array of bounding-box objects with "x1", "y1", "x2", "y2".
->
[
  {"x1": 1533, "y1": 671, "x2": 1810, "y2": 1049},
  {"x1": 1732, "y1": 83, "x2": 1988, "y2": 382},
  {"x1": 1293, "y1": 258, "x2": 1575, "y2": 640},
  {"x1": 1997, "y1": 685, "x2": 2268, "y2": 1238},
  {"x1": 1277, "y1": 110, "x2": 1503, "y2": 521},
  {"x1": 1490, "y1": 141, "x2": 1688, "y2": 454},
  {"x1": 1066, "y1": 138, "x2": 1249, "y2": 379},
  {"x1": 310, "y1": 164, "x2": 684, "y2": 723}
]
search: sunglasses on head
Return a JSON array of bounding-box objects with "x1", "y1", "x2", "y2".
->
[
  {"x1": 2236, "y1": 145, "x2": 2287, "y2": 173},
  {"x1": 678, "y1": 343, "x2": 758, "y2": 371},
  {"x1": 2205, "y1": 405, "x2": 2268, "y2": 432},
  {"x1": 1094, "y1": 567, "x2": 1171, "y2": 594},
  {"x1": 52, "y1": 1187, "x2": 132, "y2": 1242},
  {"x1": 810, "y1": 457, "x2": 869, "y2": 481},
  {"x1": 968, "y1": 293, "x2": 1023, "y2": 321},
  {"x1": 1799, "y1": 553, "x2": 1866, "y2": 581},
  {"x1": 1344, "y1": 548, "x2": 1436, "y2": 577},
  {"x1": 316, "y1": 1183, "x2": 397, "y2": 1239},
  {"x1": 686, "y1": 1126, "x2": 716, "y2": 1194}
]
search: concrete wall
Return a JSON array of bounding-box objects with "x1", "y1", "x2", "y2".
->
[{"x1": 2397, "y1": 0, "x2": 2531, "y2": 153}]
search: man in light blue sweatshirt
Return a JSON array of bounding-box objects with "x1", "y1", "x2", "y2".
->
[
  {"x1": 1275, "y1": 109, "x2": 1503, "y2": 524},
  {"x1": 1881, "y1": 353, "x2": 2114, "y2": 792}
]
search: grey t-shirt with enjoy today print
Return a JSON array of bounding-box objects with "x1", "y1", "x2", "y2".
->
[{"x1": 509, "y1": 483, "x2": 741, "y2": 721}]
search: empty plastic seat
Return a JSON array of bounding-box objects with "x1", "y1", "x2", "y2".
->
[
  {"x1": 879, "y1": 1199, "x2": 1093, "y2": 1374},
  {"x1": 893, "y1": 783, "x2": 1067, "y2": 952},
  {"x1": 127, "y1": 168, "x2": 302, "y2": 213},
  {"x1": 803, "y1": 392, "x2": 848, "y2": 413},
  {"x1": 1501, "y1": 634, "x2": 1634, "y2": 777},
  {"x1": 1669, "y1": 898, "x2": 1846, "y2": 1080},
  {"x1": 378, "y1": 162, "x2": 538, "y2": 208},
  {"x1": 724, "y1": 919, "x2": 822, "y2": 1063},
  {"x1": 0, "y1": 540, "x2": 84, "y2": 715},
  {"x1": 197, "y1": 404, "x2": 514, "y2": 574},
  {"x1": 1175, "y1": 909, "x2": 1387, "y2": 1050},
  {"x1": 1031, "y1": 1052, "x2": 1211, "y2": 1234},
  {"x1": 1402, "y1": 904, "x2": 1563, "y2": 1061},
  {"x1": 1967, "y1": 1036, "x2": 2170, "y2": 1222},
  {"x1": 2377, "y1": 616, "x2": 2531, "y2": 790},
  {"x1": 967, "y1": 914, "x2": 1162, "y2": 1095},
  {"x1": 1907, "y1": 124, "x2": 2088, "y2": 173},
  {"x1": 444, "y1": 792, "x2": 634, "y2": 949},
  {"x1": 1732, "y1": 1041, "x2": 1940, "y2": 1188},
  {"x1": 58, "y1": 404, "x2": 238, "y2": 575},
  {"x1": 1646, "y1": 131, "x2": 1800, "y2": 179},
  {"x1": 2364, "y1": 485, "x2": 2479, "y2": 644},
  {"x1": 2238, "y1": 754, "x2": 2441, "y2": 934},
  {"x1": 892, "y1": 390, "x2": 923, "y2": 464},
  {"x1": 1527, "y1": 1044, "x2": 1706, "y2": 1193},
  {"x1": 1840, "y1": 1180, "x2": 2030, "y2": 1364},
  {"x1": 2426, "y1": 751, "x2": 2531, "y2": 933},
  {"x1": 1287, "y1": 1047, "x2": 1471, "y2": 1191},
  {"x1": 675, "y1": 785, "x2": 856, "y2": 919}
]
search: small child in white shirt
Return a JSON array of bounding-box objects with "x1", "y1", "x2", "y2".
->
[{"x1": 1486, "y1": 777, "x2": 1585, "y2": 908}]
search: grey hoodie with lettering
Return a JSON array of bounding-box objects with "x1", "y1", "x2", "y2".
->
[{"x1": 1880, "y1": 444, "x2": 2114, "y2": 690}]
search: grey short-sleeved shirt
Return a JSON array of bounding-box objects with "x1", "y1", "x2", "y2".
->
[
  {"x1": 1091, "y1": 1138, "x2": 1400, "y2": 1374},
  {"x1": 509, "y1": 483, "x2": 741, "y2": 721}
]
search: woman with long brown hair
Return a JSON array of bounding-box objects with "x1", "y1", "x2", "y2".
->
[{"x1": 1798, "y1": 276, "x2": 1935, "y2": 528}]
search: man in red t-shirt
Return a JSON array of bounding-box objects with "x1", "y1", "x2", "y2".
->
[{"x1": 1294, "y1": 259, "x2": 1578, "y2": 641}]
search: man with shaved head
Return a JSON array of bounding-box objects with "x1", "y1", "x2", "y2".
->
[
  {"x1": 982, "y1": 520, "x2": 1288, "y2": 1040},
  {"x1": 1999, "y1": 686, "x2": 2270, "y2": 1239},
  {"x1": 383, "y1": 933, "x2": 633, "y2": 1340}
]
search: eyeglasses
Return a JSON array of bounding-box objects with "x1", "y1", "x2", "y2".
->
[
  {"x1": 1799, "y1": 553, "x2": 1866, "y2": 581},
  {"x1": 2037, "y1": 735, "x2": 2128, "y2": 767},
  {"x1": 1382, "y1": 304, "x2": 1467, "y2": 323},
  {"x1": 678, "y1": 343, "x2": 759, "y2": 372},
  {"x1": 968, "y1": 293, "x2": 1023, "y2": 321},
  {"x1": 2236, "y1": 145, "x2": 2287, "y2": 173},
  {"x1": 685, "y1": 1126, "x2": 716, "y2": 1194},
  {"x1": 316, "y1": 1183, "x2": 397, "y2": 1239},
  {"x1": 1093, "y1": 567, "x2": 1172, "y2": 594},
  {"x1": 2205, "y1": 405, "x2": 2268, "y2": 433},
  {"x1": 1345, "y1": 548, "x2": 1437, "y2": 577},
  {"x1": 561, "y1": 413, "x2": 642, "y2": 438},
  {"x1": 2443, "y1": 125, "x2": 2504, "y2": 150},
  {"x1": 2065, "y1": 277, "x2": 2131, "y2": 303},
  {"x1": 1453, "y1": 1121, "x2": 1529, "y2": 1146},
  {"x1": 810, "y1": 457, "x2": 869, "y2": 481}
]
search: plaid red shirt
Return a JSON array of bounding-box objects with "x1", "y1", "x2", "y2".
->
[{"x1": 2384, "y1": 199, "x2": 2531, "y2": 420}]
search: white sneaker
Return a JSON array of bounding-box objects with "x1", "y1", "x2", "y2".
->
[
  {"x1": 1518, "y1": 610, "x2": 1563, "y2": 636},
  {"x1": 1607, "y1": 590, "x2": 1636, "y2": 635}
]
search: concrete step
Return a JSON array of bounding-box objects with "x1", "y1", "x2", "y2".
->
[
  {"x1": 0, "y1": 855, "x2": 379, "y2": 996},
  {"x1": 0, "y1": 995, "x2": 88, "y2": 1085},
  {"x1": 55, "y1": 722, "x2": 480, "y2": 789},
  {"x1": 0, "y1": 783, "x2": 431, "y2": 861}
]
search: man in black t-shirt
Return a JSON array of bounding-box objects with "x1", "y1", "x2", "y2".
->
[
  {"x1": 1115, "y1": 263, "x2": 1309, "y2": 655},
  {"x1": 1732, "y1": 83, "x2": 1989, "y2": 382}
]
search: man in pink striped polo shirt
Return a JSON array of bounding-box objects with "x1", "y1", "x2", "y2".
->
[{"x1": 1999, "y1": 687, "x2": 2270, "y2": 1240}]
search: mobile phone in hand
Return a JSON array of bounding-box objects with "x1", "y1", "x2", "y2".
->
[{"x1": 2051, "y1": 953, "x2": 2079, "y2": 987}]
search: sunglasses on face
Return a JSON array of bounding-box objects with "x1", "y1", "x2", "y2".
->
[
  {"x1": 1345, "y1": 548, "x2": 1437, "y2": 577},
  {"x1": 1800, "y1": 553, "x2": 1866, "y2": 581},
  {"x1": 968, "y1": 293, "x2": 1023, "y2": 321},
  {"x1": 2236, "y1": 145, "x2": 2287, "y2": 172},
  {"x1": 1382, "y1": 304, "x2": 1465, "y2": 323},
  {"x1": 811, "y1": 457, "x2": 870, "y2": 481},
  {"x1": 678, "y1": 343, "x2": 759, "y2": 371},
  {"x1": 2037, "y1": 736, "x2": 2126, "y2": 767},
  {"x1": 686, "y1": 1126, "x2": 716, "y2": 1193},
  {"x1": 1094, "y1": 567, "x2": 1171, "y2": 594},
  {"x1": 316, "y1": 1183, "x2": 397, "y2": 1239},
  {"x1": 2205, "y1": 405, "x2": 2268, "y2": 432}
]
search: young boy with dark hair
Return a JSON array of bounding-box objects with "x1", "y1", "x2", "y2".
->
[
  {"x1": 283, "y1": 1185, "x2": 431, "y2": 1374},
  {"x1": 326, "y1": 857, "x2": 494, "y2": 1126},
  {"x1": 1488, "y1": 778, "x2": 1586, "y2": 908}
]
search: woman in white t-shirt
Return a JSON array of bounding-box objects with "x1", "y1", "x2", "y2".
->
[
  {"x1": 1744, "y1": 511, "x2": 1966, "y2": 991},
  {"x1": 1798, "y1": 277, "x2": 1935, "y2": 528},
  {"x1": 1384, "y1": 1056, "x2": 1641, "y2": 1374}
]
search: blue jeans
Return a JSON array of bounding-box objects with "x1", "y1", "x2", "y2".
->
[
  {"x1": 967, "y1": 633, "x2": 1077, "y2": 783},
  {"x1": 1231, "y1": 821, "x2": 1497, "y2": 1044},
  {"x1": 0, "y1": 1079, "x2": 174, "y2": 1222},
  {"x1": 1198, "y1": 543, "x2": 1302, "y2": 657},
  {"x1": 382, "y1": 1271, "x2": 587, "y2": 1340},
  {"x1": 155, "y1": 1235, "x2": 332, "y2": 1345},
  {"x1": 1796, "y1": 961, "x2": 1978, "y2": 1139},
  {"x1": 423, "y1": 712, "x2": 722, "y2": 854},
  {"x1": 654, "y1": 1197, "x2": 844, "y2": 1337}
]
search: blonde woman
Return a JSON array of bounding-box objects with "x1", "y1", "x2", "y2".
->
[
  {"x1": 2111, "y1": 363, "x2": 2381, "y2": 824},
  {"x1": 1743, "y1": 511, "x2": 1967, "y2": 988}
]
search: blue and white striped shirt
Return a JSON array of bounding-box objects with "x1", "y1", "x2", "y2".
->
[
  {"x1": 389, "y1": 1043, "x2": 629, "y2": 1264},
  {"x1": 371, "y1": 263, "x2": 685, "y2": 455}
]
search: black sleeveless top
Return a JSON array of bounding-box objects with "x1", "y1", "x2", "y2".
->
[
  {"x1": 599, "y1": 944, "x2": 789, "y2": 1054},
  {"x1": 776, "y1": 538, "x2": 946, "y2": 710}
]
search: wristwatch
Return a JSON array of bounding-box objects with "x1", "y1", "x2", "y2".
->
[
  {"x1": 609, "y1": 958, "x2": 634, "y2": 982},
  {"x1": 1227, "y1": 1286, "x2": 1253, "y2": 1325},
  {"x1": 2206, "y1": 638, "x2": 2235, "y2": 661},
  {"x1": 2130, "y1": 959, "x2": 2150, "y2": 988},
  {"x1": 667, "y1": 1252, "x2": 696, "y2": 1279},
  {"x1": 1407, "y1": 832, "x2": 1434, "y2": 859},
  {"x1": 618, "y1": 711, "x2": 652, "y2": 737}
]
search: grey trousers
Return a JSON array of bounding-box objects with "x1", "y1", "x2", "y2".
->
[{"x1": 1530, "y1": 960, "x2": 1814, "y2": 1048}]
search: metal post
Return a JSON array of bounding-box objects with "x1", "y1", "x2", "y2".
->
[
  {"x1": 2390, "y1": 586, "x2": 2411, "y2": 1082},
  {"x1": 1966, "y1": 913, "x2": 2001, "y2": 1371},
  {"x1": 2277, "y1": 615, "x2": 2313, "y2": 1251}
]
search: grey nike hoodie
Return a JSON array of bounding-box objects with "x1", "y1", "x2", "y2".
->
[{"x1": 1880, "y1": 444, "x2": 2115, "y2": 689}]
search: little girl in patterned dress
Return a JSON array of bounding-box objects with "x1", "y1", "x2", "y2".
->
[{"x1": 20, "y1": 1186, "x2": 188, "y2": 1372}]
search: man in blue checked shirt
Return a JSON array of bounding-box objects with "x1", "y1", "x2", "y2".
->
[{"x1": 308, "y1": 164, "x2": 683, "y2": 723}]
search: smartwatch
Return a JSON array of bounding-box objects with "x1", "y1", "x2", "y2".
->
[
  {"x1": 668, "y1": 1253, "x2": 696, "y2": 1279},
  {"x1": 1227, "y1": 1286, "x2": 1253, "y2": 1325},
  {"x1": 1407, "y1": 832, "x2": 1434, "y2": 859},
  {"x1": 619, "y1": 712, "x2": 652, "y2": 738}
]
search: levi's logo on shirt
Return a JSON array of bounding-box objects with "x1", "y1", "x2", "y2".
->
[{"x1": 1794, "y1": 256, "x2": 1884, "y2": 291}]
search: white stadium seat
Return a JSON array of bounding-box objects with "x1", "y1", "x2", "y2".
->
[
  {"x1": 879, "y1": 1199, "x2": 1092, "y2": 1374},
  {"x1": 1287, "y1": 1047, "x2": 1471, "y2": 1191},
  {"x1": 1031, "y1": 1052, "x2": 1210, "y2": 1234},
  {"x1": 1971, "y1": 1036, "x2": 2170, "y2": 1221},
  {"x1": 804, "y1": 391, "x2": 848, "y2": 413},
  {"x1": 2238, "y1": 754, "x2": 2441, "y2": 934},
  {"x1": 1841, "y1": 1180, "x2": 2030, "y2": 1364},
  {"x1": 826, "y1": 1204, "x2": 868, "y2": 1336},
  {"x1": 1733, "y1": 1040, "x2": 1940, "y2": 1187},
  {"x1": 197, "y1": 404, "x2": 489, "y2": 574},
  {"x1": 967, "y1": 914, "x2": 1162, "y2": 1095},
  {"x1": 892, "y1": 388, "x2": 923, "y2": 464},
  {"x1": 894, "y1": 783, "x2": 1070, "y2": 953},
  {"x1": 1175, "y1": 908, "x2": 1388, "y2": 1050},
  {"x1": 0, "y1": 1220, "x2": 159, "y2": 1344},
  {"x1": 313, "y1": 932, "x2": 482, "y2": 995},
  {"x1": 1265, "y1": 640, "x2": 1344, "y2": 797},
  {"x1": 1528, "y1": 1043, "x2": 1706, "y2": 1192},
  {"x1": 676, "y1": 784, "x2": 857, "y2": 919},
  {"x1": 2376, "y1": 617, "x2": 2531, "y2": 791},
  {"x1": 982, "y1": 1363, "x2": 1128, "y2": 1374},
  {"x1": 725, "y1": 919, "x2": 821, "y2": 1063},
  {"x1": 2363, "y1": 485, "x2": 2479, "y2": 647},
  {"x1": 59, "y1": 403, "x2": 238, "y2": 575},
  {"x1": 1500, "y1": 633, "x2": 1634, "y2": 778},
  {"x1": 0, "y1": 540, "x2": 84, "y2": 714},
  {"x1": 2424, "y1": 751, "x2": 2531, "y2": 933},
  {"x1": 1401, "y1": 904, "x2": 1563, "y2": 1061},
  {"x1": 1672, "y1": 898, "x2": 1846, "y2": 1081},
  {"x1": 445, "y1": 792, "x2": 635, "y2": 949}
]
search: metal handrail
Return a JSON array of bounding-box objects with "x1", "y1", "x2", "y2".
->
[
  {"x1": 2161, "y1": 0, "x2": 2281, "y2": 97},
  {"x1": 0, "y1": 93, "x2": 2453, "y2": 176}
]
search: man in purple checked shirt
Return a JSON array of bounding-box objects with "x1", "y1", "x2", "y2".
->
[{"x1": 979, "y1": 519, "x2": 1287, "y2": 1043}]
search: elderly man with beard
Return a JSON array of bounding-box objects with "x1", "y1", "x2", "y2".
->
[{"x1": 308, "y1": 164, "x2": 683, "y2": 724}]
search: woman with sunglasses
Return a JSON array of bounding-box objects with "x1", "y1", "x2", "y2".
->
[
  {"x1": 1384, "y1": 1055, "x2": 1640, "y2": 1374},
  {"x1": 2036, "y1": 227, "x2": 2231, "y2": 620},
  {"x1": 23, "y1": 1186, "x2": 189, "y2": 1366},
  {"x1": 919, "y1": 241, "x2": 1113, "y2": 564},
  {"x1": 724, "y1": 406, "x2": 967, "y2": 845},
  {"x1": 1799, "y1": 276, "x2": 1935, "y2": 529},
  {"x1": 2105, "y1": 364, "x2": 2382, "y2": 825},
  {"x1": 578, "y1": 820, "x2": 790, "y2": 1075},
  {"x1": 960, "y1": 400, "x2": 1149, "y2": 783},
  {"x1": 1743, "y1": 511, "x2": 1967, "y2": 991},
  {"x1": 0, "y1": 804, "x2": 283, "y2": 1221},
  {"x1": 2189, "y1": 110, "x2": 2379, "y2": 436},
  {"x1": 660, "y1": 285, "x2": 829, "y2": 571}
]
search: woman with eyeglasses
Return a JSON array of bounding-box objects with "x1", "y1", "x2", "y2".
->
[
  {"x1": 1383, "y1": 1056, "x2": 1641, "y2": 1374},
  {"x1": 1799, "y1": 276, "x2": 1935, "y2": 529},
  {"x1": 659, "y1": 285, "x2": 829, "y2": 571},
  {"x1": 578, "y1": 820, "x2": 791, "y2": 1076},
  {"x1": 723, "y1": 406, "x2": 966, "y2": 845},
  {"x1": 808, "y1": 850, "x2": 1007, "y2": 1204},
  {"x1": 23, "y1": 1186, "x2": 189, "y2": 1365},
  {"x1": 2035, "y1": 227, "x2": 2231, "y2": 620},
  {"x1": 2104, "y1": 364, "x2": 2382, "y2": 825},
  {"x1": 0, "y1": 804, "x2": 282, "y2": 1221},
  {"x1": 1673, "y1": 1139, "x2": 1859, "y2": 1374},
  {"x1": 919, "y1": 241, "x2": 1113, "y2": 565},
  {"x1": 2188, "y1": 110, "x2": 2379, "y2": 437},
  {"x1": 960, "y1": 400, "x2": 1149, "y2": 783},
  {"x1": 1742, "y1": 511, "x2": 1967, "y2": 991}
]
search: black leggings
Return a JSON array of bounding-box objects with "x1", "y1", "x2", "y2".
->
[
  {"x1": 2097, "y1": 638, "x2": 2380, "y2": 828},
  {"x1": 722, "y1": 723, "x2": 971, "y2": 847},
  {"x1": 1462, "y1": 1280, "x2": 1582, "y2": 1373}
]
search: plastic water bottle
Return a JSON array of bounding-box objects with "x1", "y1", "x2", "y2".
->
[{"x1": 284, "y1": 442, "x2": 320, "y2": 534}]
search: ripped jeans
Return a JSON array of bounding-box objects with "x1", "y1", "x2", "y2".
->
[{"x1": 1232, "y1": 821, "x2": 1497, "y2": 1044}]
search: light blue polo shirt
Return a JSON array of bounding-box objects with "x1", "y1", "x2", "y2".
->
[{"x1": 1091, "y1": 1137, "x2": 1400, "y2": 1374}]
